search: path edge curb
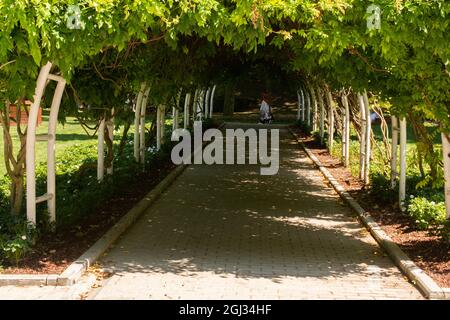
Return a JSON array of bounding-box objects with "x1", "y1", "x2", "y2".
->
[
  {"x1": 288, "y1": 127, "x2": 449, "y2": 300},
  {"x1": 0, "y1": 122, "x2": 226, "y2": 287},
  {"x1": 0, "y1": 163, "x2": 186, "y2": 287},
  {"x1": 55, "y1": 163, "x2": 188, "y2": 286}
]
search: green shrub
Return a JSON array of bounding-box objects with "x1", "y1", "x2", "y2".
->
[
  {"x1": 407, "y1": 196, "x2": 446, "y2": 230},
  {"x1": 296, "y1": 120, "x2": 312, "y2": 135},
  {"x1": 32, "y1": 137, "x2": 175, "y2": 229},
  {"x1": 2, "y1": 237, "x2": 31, "y2": 266},
  {"x1": 0, "y1": 176, "x2": 9, "y2": 200},
  {"x1": 311, "y1": 130, "x2": 327, "y2": 147},
  {"x1": 0, "y1": 214, "x2": 36, "y2": 266},
  {"x1": 0, "y1": 132, "x2": 178, "y2": 264},
  {"x1": 0, "y1": 176, "x2": 9, "y2": 217},
  {"x1": 35, "y1": 143, "x2": 99, "y2": 228},
  {"x1": 0, "y1": 177, "x2": 37, "y2": 266},
  {"x1": 369, "y1": 173, "x2": 397, "y2": 204}
]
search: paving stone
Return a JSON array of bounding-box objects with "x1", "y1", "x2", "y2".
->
[
  {"x1": 87, "y1": 125, "x2": 422, "y2": 300},
  {"x1": 0, "y1": 274, "x2": 96, "y2": 300},
  {"x1": 0, "y1": 125, "x2": 422, "y2": 300}
]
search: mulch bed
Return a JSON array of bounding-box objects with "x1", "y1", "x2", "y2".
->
[
  {"x1": 1, "y1": 161, "x2": 176, "y2": 275},
  {"x1": 291, "y1": 126, "x2": 450, "y2": 288}
]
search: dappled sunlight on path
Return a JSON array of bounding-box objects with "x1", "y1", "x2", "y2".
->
[{"x1": 88, "y1": 124, "x2": 422, "y2": 300}]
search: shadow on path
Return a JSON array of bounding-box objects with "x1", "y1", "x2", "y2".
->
[{"x1": 90, "y1": 124, "x2": 421, "y2": 299}]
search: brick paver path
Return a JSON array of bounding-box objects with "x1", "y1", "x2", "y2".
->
[
  {"x1": 0, "y1": 274, "x2": 95, "y2": 300},
  {"x1": 86, "y1": 124, "x2": 422, "y2": 299}
]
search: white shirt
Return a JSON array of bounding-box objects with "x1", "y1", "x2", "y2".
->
[
  {"x1": 260, "y1": 100, "x2": 270, "y2": 119},
  {"x1": 260, "y1": 100, "x2": 269, "y2": 111}
]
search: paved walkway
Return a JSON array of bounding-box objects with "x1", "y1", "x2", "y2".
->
[
  {"x1": 0, "y1": 274, "x2": 95, "y2": 300},
  {"x1": 86, "y1": 124, "x2": 422, "y2": 300}
]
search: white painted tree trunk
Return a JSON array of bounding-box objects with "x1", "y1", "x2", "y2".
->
[
  {"x1": 134, "y1": 83, "x2": 146, "y2": 162},
  {"x1": 306, "y1": 87, "x2": 311, "y2": 127},
  {"x1": 358, "y1": 94, "x2": 366, "y2": 180},
  {"x1": 326, "y1": 88, "x2": 334, "y2": 152},
  {"x1": 209, "y1": 85, "x2": 216, "y2": 118},
  {"x1": 205, "y1": 87, "x2": 211, "y2": 119},
  {"x1": 160, "y1": 105, "x2": 166, "y2": 145},
  {"x1": 192, "y1": 89, "x2": 199, "y2": 122},
  {"x1": 97, "y1": 118, "x2": 105, "y2": 182},
  {"x1": 156, "y1": 105, "x2": 166, "y2": 150},
  {"x1": 106, "y1": 109, "x2": 114, "y2": 175},
  {"x1": 314, "y1": 87, "x2": 320, "y2": 132},
  {"x1": 184, "y1": 92, "x2": 191, "y2": 129},
  {"x1": 156, "y1": 105, "x2": 162, "y2": 151},
  {"x1": 203, "y1": 88, "x2": 207, "y2": 119},
  {"x1": 26, "y1": 63, "x2": 66, "y2": 224},
  {"x1": 172, "y1": 106, "x2": 179, "y2": 131},
  {"x1": 46, "y1": 79, "x2": 66, "y2": 223},
  {"x1": 441, "y1": 132, "x2": 450, "y2": 219},
  {"x1": 26, "y1": 62, "x2": 53, "y2": 224},
  {"x1": 341, "y1": 93, "x2": 350, "y2": 167},
  {"x1": 300, "y1": 88, "x2": 305, "y2": 122},
  {"x1": 391, "y1": 115, "x2": 399, "y2": 189},
  {"x1": 296, "y1": 90, "x2": 301, "y2": 121},
  {"x1": 140, "y1": 88, "x2": 150, "y2": 164},
  {"x1": 172, "y1": 89, "x2": 179, "y2": 131},
  {"x1": 197, "y1": 89, "x2": 204, "y2": 121},
  {"x1": 339, "y1": 95, "x2": 345, "y2": 160},
  {"x1": 363, "y1": 90, "x2": 371, "y2": 185},
  {"x1": 399, "y1": 117, "x2": 407, "y2": 210},
  {"x1": 318, "y1": 88, "x2": 325, "y2": 144}
]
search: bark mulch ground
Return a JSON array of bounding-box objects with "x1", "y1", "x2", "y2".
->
[
  {"x1": 0, "y1": 161, "x2": 176, "y2": 275},
  {"x1": 291, "y1": 126, "x2": 449, "y2": 288}
]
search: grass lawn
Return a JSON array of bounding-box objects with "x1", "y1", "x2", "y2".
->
[
  {"x1": 331, "y1": 121, "x2": 442, "y2": 179},
  {"x1": 0, "y1": 110, "x2": 98, "y2": 177},
  {"x1": 0, "y1": 109, "x2": 173, "y2": 178},
  {"x1": 371, "y1": 121, "x2": 442, "y2": 146}
]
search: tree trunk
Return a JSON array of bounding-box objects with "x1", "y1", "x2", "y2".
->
[
  {"x1": 399, "y1": 117, "x2": 407, "y2": 210},
  {"x1": 0, "y1": 100, "x2": 27, "y2": 215},
  {"x1": 97, "y1": 118, "x2": 105, "y2": 181},
  {"x1": 10, "y1": 176, "x2": 24, "y2": 215},
  {"x1": 358, "y1": 93, "x2": 366, "y2": 180},
  {"x1": 223, "y1": 83, "x2": 235, "y2": 116},
  {"x1": 441, "y1": 132, "x2": 450, "y2": 219},
  {"x1": 409, "y1": 111, "x2": 439, "y2": 181},
  {"x1": 104, "y1": 124, "x2": 114, "y2": 173},
  {"x1": 145, "y1": 113, "x2": 157, "y2": 147},
  {"x1": 117, "y1": 121, "x2": 131, "y2": 157}
]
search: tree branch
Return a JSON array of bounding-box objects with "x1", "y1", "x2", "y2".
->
[
  {"x1": 348, "y1": 47, "x2": 390, "y2": 74},
  {"x1": 92, "y1": 62, "x2": 120, "y2": 89},
  {"x1": 0, "y1": 60, "x2": 16, "y2": 70}
]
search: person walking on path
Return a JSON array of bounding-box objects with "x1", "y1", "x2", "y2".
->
[{"x1": 259, "y1": 93, "x2": 273, "y2": 124}]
